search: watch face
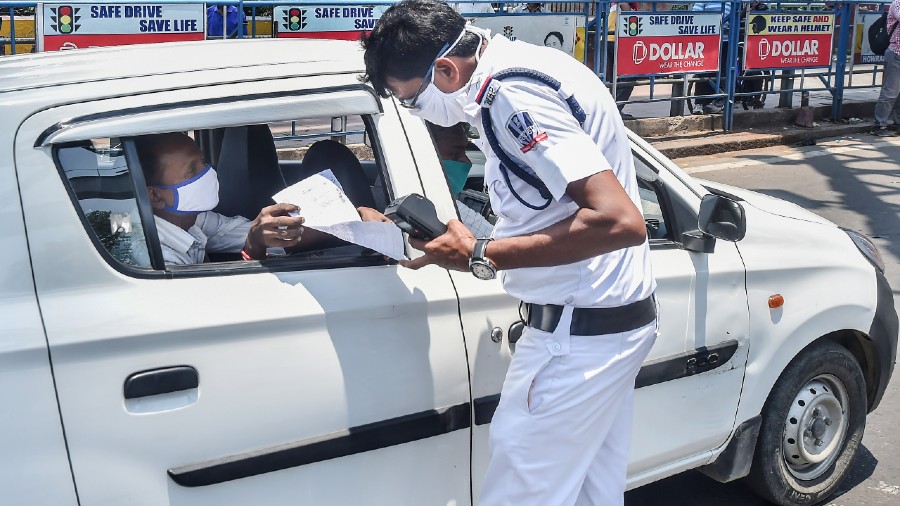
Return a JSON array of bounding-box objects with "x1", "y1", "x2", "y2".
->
[{"x1": 471, "y1": 262, "x2": 496, "y2": 280}]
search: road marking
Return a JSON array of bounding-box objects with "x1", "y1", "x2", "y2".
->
[
  {"x1": 871, "y1": 481, "x2": 900, "y2": 495},
  {"x1": 678, "y1": 137, "x2": 900, "y2": 175}
]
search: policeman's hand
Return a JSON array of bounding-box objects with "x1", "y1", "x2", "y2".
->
[
  {"x1": 400, "y1": 220, "x2": 476, "y2": 271},
  {"x1": 244, "y1": 203, "x2": 305, "y2": 259}
]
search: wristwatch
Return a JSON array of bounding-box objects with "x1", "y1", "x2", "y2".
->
[{"x1": 469, "y1": 238, "x2": 497, "y2": 280}]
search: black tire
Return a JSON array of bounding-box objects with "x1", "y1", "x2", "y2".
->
[{"x1": 745, "y1": 340, "x2": 866, "y2": 505}]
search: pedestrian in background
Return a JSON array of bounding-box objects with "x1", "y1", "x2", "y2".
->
[
  {"x1": 451, "y1": 1, "x2": 495, "y2": 15},
  {"x1": 361, "y1": 1, "x2": 657, "y2": 504},
  {"x1": 207, "y1": 5, "x2": 246, "y2": 39},
  {"x1": 873, "y1": 0, "x2": 900, "y2": 136}
]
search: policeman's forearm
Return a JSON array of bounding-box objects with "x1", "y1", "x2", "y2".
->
[{"x1": 487, "y1": 207, "x2": 646, "y2": 270}]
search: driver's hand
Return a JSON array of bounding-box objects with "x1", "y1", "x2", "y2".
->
[
  {"x1": 357, "y1": 206, "x2": 393, "y2": 223},
  {"x1": 244, "y1": 203, "x2": 305, "y2": 259}
]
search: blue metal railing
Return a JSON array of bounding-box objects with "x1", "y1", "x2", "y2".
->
[{"x1": 0, "y1": 0, "x2": 892, "y2": 130}]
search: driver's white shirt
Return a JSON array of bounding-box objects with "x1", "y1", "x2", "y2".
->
[{"x1": 155, "y1": 212, "x2": 250, "y2": 265}]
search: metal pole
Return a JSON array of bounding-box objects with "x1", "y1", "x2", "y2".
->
[
  {"x1": 723, "y1": 0, "x2": 740, "y2": 131},
  {"x1": 595, "y1": 0, "x2": 605, "y2": 78},
  {"x1": 831, "y1": 2, "x2": 851, "y2": 121},
  {"x1": 238, "y1": 0, "x2": 244, "y2": 38},
  {"x1": 778, "y1": 69, "x2": 795, "y2": 108},
  {"x1": 670, "y1": 75, "x2": 686, "y2": 117},
  {"x1": 9, "y1": 6, "x2": 16, "y2": 55}
]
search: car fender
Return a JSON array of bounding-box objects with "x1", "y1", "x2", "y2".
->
[{"x1": 731, "y1": 206, "x2": 879, "y2": 426}]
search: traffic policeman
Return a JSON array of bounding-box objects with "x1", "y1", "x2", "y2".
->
[{"x1": 362, "y1": 1, "x2": 657, "y2": 504}]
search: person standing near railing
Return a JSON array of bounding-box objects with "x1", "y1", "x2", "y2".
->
[
  {"x1": 872, "y1": 0, "x2": 900, "y2": 136},
  {"x1": 451, "y1": 1, "x2": 496, "y2": 14},
  {"x1": 206, "y1": 4, "x2": 246, "y2": 39},
  {"x1": 691, "y1": 0, "x2": 732, "y2": 114}
]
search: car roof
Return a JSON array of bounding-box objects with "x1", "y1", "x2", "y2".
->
[{"x1": 0, "y1": 39, "x2": 366, "y2": 95}]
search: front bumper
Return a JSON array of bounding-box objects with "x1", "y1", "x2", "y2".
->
[{"x1": 868, "y1": 270, "x2": 898, "y2": 412}]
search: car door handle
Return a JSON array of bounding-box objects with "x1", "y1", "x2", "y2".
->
[{"x1": 124, "y1": 366, "x2": 199, "y2": 399}]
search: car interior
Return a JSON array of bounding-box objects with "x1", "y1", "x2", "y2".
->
[
  {"x1": 53, "y1": 115, "x2": 397, "y2": 272},
  {"x1": 54, "y1": 114, "x2": 676, "y2": 274}
]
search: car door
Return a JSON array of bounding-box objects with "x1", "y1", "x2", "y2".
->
[
  {"x1": 15, "y1": 80, "x2": 472, "y2": 506},
  {"x1": 626, "y1": 142, "x2": 750, "y2": 482}
]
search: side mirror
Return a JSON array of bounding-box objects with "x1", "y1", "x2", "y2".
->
[{"x1": 698, "y1": 194, "x2": 746, "y2": 242}]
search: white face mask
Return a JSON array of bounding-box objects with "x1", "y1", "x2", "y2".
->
[
  {"x1": 155, "y1": 165, "x2": 220, "y2": 214},
  {"x1": 407, "y1": 26, "x2": 488, "y2": 127}
]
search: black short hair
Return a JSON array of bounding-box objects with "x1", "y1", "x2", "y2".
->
[
  {"x1": 544, "y1": 31, "x2": 563, "y2": 46},
  {"x1": 426, "y1": 121, "x2": 469, "y2": 142},
  {"x1": 361, "y1": 0, "x2": 481, "y2": 98},
  {"x1": 134, "y1": 132, "x2": 193, "y2": 185}
]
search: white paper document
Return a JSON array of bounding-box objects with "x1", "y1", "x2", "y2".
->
[{"x1": 272, "y1": 170, "x2": 407, "y2": 260}]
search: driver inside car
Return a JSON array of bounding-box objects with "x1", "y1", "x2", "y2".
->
[{"x1": 136, "y1": 132, "x2": 344, "y2": 265}]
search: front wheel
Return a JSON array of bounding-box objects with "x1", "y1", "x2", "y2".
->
[{"x1": 745, "y1": 340, "x2": 866, "y2": 505}]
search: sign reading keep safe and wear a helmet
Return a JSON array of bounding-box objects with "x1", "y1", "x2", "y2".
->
[
  {"x1": 615, "y1": 12, "x2": 722, "y2": 76},
  {"x1": 744, "y1": 13, "x2": 834, "y2": 70}
]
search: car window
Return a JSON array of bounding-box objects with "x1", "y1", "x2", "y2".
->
[
  {"x1": 54, "y1": 114, "x2": 392, "y2": 275},
  {"x1": 56, "y1": 138, "x2": 152, "y2": 268},
  {"x1": 634, "y1": 155, "x2": 673, "y2": 242},
  {"x1": 267, "y1": 115, "x2": 389, "y2": 211}
]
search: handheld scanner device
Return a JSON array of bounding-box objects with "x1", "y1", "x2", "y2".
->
[{"x1": 384, "y1": 193, "x2": 448, "y2": 241}]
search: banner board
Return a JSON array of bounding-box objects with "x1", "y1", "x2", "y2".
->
[
  {"x1": 274, "y1": 5, "x2": 387, "y2": 40},
  {"x1": 744, "y1": 13, "x2": 835, "y2": 70},
  {"x1": 471, "y1": 15, "x2": 577, "y2": 56},
  {"x1": 615, "y1": 12, "x2": 722, "y2": 76},
  {"x1": 40, "y1": 3, "x2": 205, "y2": 51},
  {"x1": 854, "y1": 11, "x2": 886, "y2": 64}
]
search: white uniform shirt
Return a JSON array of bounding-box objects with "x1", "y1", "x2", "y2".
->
[
  {"x1": 462, "y1": 34, "x2": 655, "y2": 307},
  {"x1": 155, "y1": 212, "x2": 250, "y2": 265}
]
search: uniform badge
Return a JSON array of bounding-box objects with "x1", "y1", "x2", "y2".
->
[{"x1": 506, "y1": 111, "x2": 548, "y2": 154}]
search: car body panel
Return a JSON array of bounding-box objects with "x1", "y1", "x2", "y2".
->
[
  {"x1": 1, "y1": 38, "x2": 895, "y2": 504},
  {"x1": 15, "y1": 86, "x2": 472, "y2": 506},
  {"x1": 0, "y1": 121, "x2": 78, "y2": 506}
]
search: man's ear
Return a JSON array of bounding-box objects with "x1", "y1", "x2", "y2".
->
[
  {"x1": 147, "y1": 186, "x2": 168, "y2": 210},
  {"x1": 433, "y1": 57, "x2": 462, "y2": 87}
]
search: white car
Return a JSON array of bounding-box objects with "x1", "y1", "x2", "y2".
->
[{"x1": 0, "y1": 39, "x2": 895, "y2": 506}]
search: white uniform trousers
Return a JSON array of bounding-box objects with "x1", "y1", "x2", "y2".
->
[{"x1": 479, "y1": 304, "x2": 657, "y2": 506}]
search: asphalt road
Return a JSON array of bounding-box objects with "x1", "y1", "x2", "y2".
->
[{"x1": 625, "y1": 135, "x2": 900, "y2": 506}]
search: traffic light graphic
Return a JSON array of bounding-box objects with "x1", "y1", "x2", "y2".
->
[
  {"x1": 625, "y1": 16, "x2": 641, "y2": 36},
  {"x1": 51, "y1": 6, "x2": 81, "y2": 34},
  {"x1": 282, "y1": 8, "x2": 308, "y2": 31}
]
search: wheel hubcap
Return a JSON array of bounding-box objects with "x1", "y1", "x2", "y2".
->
[{"x1": 782, "y1": 375, "x2": 849, "y2": 480}]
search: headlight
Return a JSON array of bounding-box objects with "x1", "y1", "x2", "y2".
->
[{"x1": 844, "y1": 229, "x2": 885, "y2": 273}]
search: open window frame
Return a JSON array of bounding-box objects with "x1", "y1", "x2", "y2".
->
[{"x1": 47, "y1": 86, "x2": 398, "y2": 279}]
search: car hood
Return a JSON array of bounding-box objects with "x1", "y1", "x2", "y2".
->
[{"x1": 698, "y1": 180, "x2": 836, "y2": 227}]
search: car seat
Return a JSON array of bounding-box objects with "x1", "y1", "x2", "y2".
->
[
  {"x1": 284, "y1": 140, "x2": 376, "y2": 209},
  {"x1": 212, "y1": 125, "x2": 287, "y2": 220}
]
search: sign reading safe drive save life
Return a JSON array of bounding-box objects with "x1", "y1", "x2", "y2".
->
[
  {"x1": 274, "y1": 5, "x2": 388, "y2": 41},
  {"x1": 615, "y1": 12, "x2": 722, "y2": 76},
  {"x1": 744, "y1": 13, "x2": 834, "y2": 70},
  {"x1": 40, "y1": 3, "x2": 205, "y2": 51}
]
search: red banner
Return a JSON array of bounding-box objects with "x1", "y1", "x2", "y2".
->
[
  {"x1": 615, "y1": 12, "x2": 723, "y2": 76},
  {"x1": 43, "y1": 32, "x2": 204, "y2": 51},
  {"x1": 744, "y1": 13, "x2": 835, "y2": 70}
]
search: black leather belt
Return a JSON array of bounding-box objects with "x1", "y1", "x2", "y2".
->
[{"x1": 524, "y1": 296, "x2": 657, "y2": 336}]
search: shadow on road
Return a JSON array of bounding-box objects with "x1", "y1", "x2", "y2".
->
[
  {"x1": 708, "y1": 140, "x2": 900, "y2": 263},
  {"x1": 829, "y1": 444, "x2": 879, "y2": 500},
  {"x1": 624, "y1": 445, "x2": 877, "y2": 506}
]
